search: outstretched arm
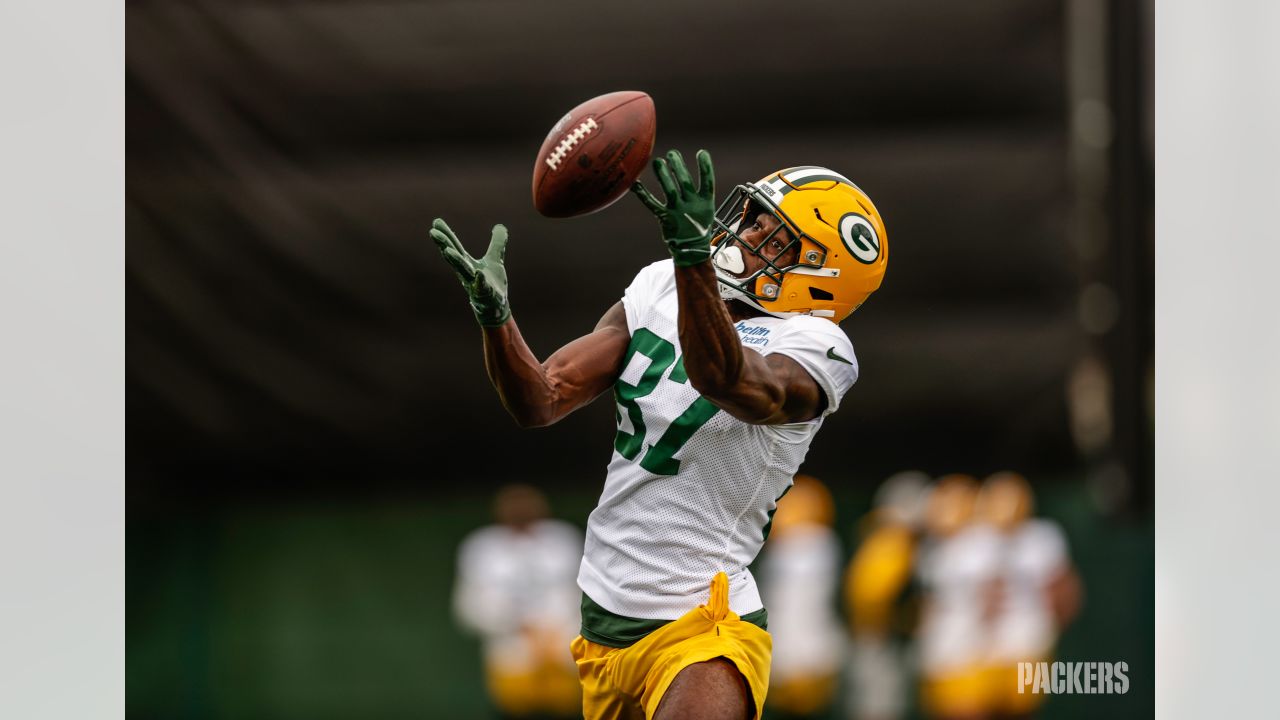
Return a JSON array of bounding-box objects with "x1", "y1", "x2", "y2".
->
[
  {"x1": 480, "y1": 302, "x2": 629, "y2": 428},
  {"x1": 632, "y1": 150, "x2": 824, "y2": 425},
  {"x1": 430, "y1": 219, "x2": 629, "y2": 428},
  {"x1": 672, "y1": 262, "x2": 824, "y2": 424}
]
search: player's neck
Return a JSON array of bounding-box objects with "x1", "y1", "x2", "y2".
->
[{"x1": 726, "y1": 299, "x2": 769, "y2": 323}]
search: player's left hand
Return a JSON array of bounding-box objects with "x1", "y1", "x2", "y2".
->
[
  {"x1": 632, "y1": 149, "x2": 717, "y2": 267},
  {"x1": 430, "y1": 218, "x2": 511, "y2": 327}
]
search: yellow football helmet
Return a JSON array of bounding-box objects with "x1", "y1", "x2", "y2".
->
[
  {"x1": 710, "y1": 166, "x2": 888, "y2": 322},
  {"x1": 922, "y1": 474, "x2": 979, "y2": 537},
  {"x1": 770, "y1": 473, "x2": 835, "y2": 537},
  {"x1": 976, "y1": 471, "x2": 1035, "y2": 531}
]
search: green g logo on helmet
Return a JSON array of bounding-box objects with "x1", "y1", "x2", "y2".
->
[{"x1": 838, "y1": 213, "x2": 881, "y2": 265}]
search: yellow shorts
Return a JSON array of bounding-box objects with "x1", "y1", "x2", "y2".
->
[
  {"x1": 922, "y1": 660, "x2": 1051, "y2": 717},
  {"x1": 767, "y1": 673, "x2": 838, "y2": 716},
  {"x1": 983, "y1": 661, "x2": 1048, "y2": 715},
  {"x1": 570, "y1": 572, "x2": 772, "y2": 720},
  {"x1": 921, "y1": 665, "x2": 989, "y2": 718},
  {"x1": 486, "y1": 660, "x2": 582, "y2": 717}
]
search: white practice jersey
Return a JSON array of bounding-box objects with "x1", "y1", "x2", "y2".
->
[
  {"x1": 578, "y1": 259, "x2": 859, "y2": 621},
  {"x1": 759, "y1": 525, "x2": 844, "y2": 677},
  {"x1": 916, "y1": 525, "x2": 1003, "y2": 674},
  {"x1": 987, "y1": 519, "x2": 1070, "y2": 661},
  {"x1": 454, "y1": 519, "x2": 583, "y2": 668}
]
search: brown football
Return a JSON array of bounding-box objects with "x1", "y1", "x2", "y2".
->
[{"x1": 532, "y1": 91, "x2": 656, "y2": 218}]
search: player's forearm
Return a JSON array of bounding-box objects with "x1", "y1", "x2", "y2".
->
[
  {"x1": 480, "y1": 316, "x2": 624, "y2": 428},
  {"x1": 674, "y1": 265, "x2": 789, "y2": 422},
  {"x1": 673, "y1": 265, "x2": 786, "y2": 412},
  {"x1": 673, "y1": 263, "x2": 745, "y2": 390},
  {"x1": 480, "y1": 319, "x2": 564, "y2": 428}
]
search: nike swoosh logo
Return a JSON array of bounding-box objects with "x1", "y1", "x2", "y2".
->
[
  {"x1": 683, "y1": 213, "x2": 709, "y2": 237},
  {"x1": 826, "y1": 347, "x2": 853, "y2": 365}
]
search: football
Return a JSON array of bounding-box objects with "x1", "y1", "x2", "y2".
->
[{"x1": 532, "y1": 91, "x2": 656, "y2": 218}]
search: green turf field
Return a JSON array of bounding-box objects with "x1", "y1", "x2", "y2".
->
[{"x1": 128, "y1": 483, "x2": 1151, "y2": 719}]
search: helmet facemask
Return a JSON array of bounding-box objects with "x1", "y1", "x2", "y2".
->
[{"x1": 709, "y1": 184, "x2": 827, "y2": 316}]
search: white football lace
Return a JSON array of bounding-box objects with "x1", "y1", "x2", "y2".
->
[{"x1": 545, "y1": 118, "x2": 599, "y2": 170}]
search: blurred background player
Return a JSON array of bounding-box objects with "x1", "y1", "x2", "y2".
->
[
  {"x1": 844, "y1": 470, "x2": 931, "y2": 720},
  {"x1": 453, "y1": 484, "x2": 584, "y2": 719},
  {"x1": 975, "y1": 472, "x2": 1082, "y2": 720},
  {"x1": 915, "y1": 474, "x2": 999, "y2": 720},
  {"x1": 758, "y1": 474, "x2": 844, "y2": 719}
]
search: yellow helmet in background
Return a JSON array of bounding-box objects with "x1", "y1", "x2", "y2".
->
[
  {"x1": 711, "y1": 166, "x2": 888, "y2": 322},
  {"x1": 976, "y1": 471, "x2": 1035, "y2": 532},
  {"x1": 770, "y1": 474, "x2": 835, "y2": 538},
  {"x1": 922, "y1": 474, "x2": 979, "y2": 537}
]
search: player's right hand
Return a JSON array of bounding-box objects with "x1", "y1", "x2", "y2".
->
[
  {"x1": 631, "y1": 149, "x2": 717, "y2": 267},
  {"x1": 430, "y1": 218, "x2": 511, "y2": 327}
]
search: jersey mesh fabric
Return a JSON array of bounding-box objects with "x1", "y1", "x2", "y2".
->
[{"x1": 578, "y1": 259, "x2": 858, "y2": 620}]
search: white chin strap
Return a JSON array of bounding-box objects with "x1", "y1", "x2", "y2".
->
[
  {"x1": 716, "y1": 275, "x2": 753, "y2": 303},
  {"x1": 713, "y1": 272, "x2": 776, "y2": 317},
  {"x1": 710, "y1": 244, "x2": 837, "y2": 319}
]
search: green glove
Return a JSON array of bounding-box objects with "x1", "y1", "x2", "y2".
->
[
  {"x1": 429, "y1": 218, "x2": 511, "y2": 327},
  {"x1": 631, "y1": 149, "x2": 717, "y2": 267}
]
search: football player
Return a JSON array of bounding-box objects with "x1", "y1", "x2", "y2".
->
[
  {"x1": 757, "y1": 474, "x2": 843, "y2": 719},
  {"x1": 845, "y1": 470, "x2": 931, "y2": 720},
  {"x1": 431, "y1": 149, "x2": 888, "y2": 720},
  {"x1": 453, "y1": 484, "x2": 584, "y2": 719},
  {"x1": 915, "y1": 474, "x2": 1000, "y2": 720},
  {"x1": 973, "y1": 472, "x2": 1082, "y2": 720}
]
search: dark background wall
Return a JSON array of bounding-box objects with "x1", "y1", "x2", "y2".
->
[{"x1": 127, "y1": 0, "x2": 1112, "y2": 502}]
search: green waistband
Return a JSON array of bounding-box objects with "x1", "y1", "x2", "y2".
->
[{"x1": 580, "y1": 592, "x2": 769, "y2": 649}]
